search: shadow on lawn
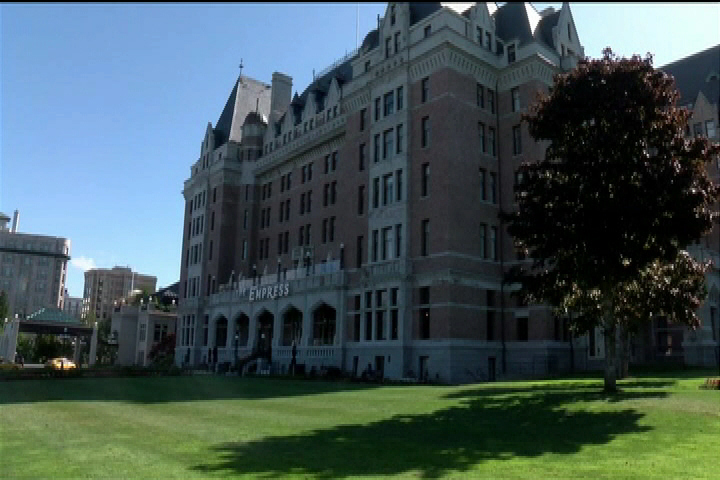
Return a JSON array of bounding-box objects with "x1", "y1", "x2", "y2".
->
[
  {"x1": 0, "y1": 376, "x2": 384, "y2": 405},
  {"x1": 192, "y1": 384, "x2": 665, "y2": 479}
]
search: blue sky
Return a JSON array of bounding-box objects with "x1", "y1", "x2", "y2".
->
[{"x1": 1, "y1": 3, "x2": 718, "y2": 298}]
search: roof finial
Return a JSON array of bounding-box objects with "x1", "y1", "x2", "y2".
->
[{"x1": 239, "y1": 58, "x2": 244, "y2": 77}]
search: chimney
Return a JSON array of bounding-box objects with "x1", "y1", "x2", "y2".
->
[
  {"x1": 270, "y1": 72, "x2": 293, "y2": 124},
  {"x1": 11, "y1": 210, "x2": 19, "y2": 233}
]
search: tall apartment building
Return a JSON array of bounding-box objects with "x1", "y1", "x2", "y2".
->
[
  {"x1": 63, "y1": 289, "x2": 84, "y2": 320},
  {"x1": 176, "y1": 3, "x2": 719, "y2": 381},
  {"x1": 82, "y1": 266, "x2": 157, "y2": 320},
  {"x1": 0, "y1": 210, "x2": 71, "y2": 319},
  {"x1": 176, "y1": 2, "x2": 590, "y2": 382}
]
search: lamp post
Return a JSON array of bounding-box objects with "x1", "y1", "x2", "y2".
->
[{"x1": 234, "y1": 332, "x2": 239, "y2": 372}]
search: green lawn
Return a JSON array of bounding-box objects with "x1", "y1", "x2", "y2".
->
[{"x1": 1, "y1": 371, "x2": 718, "y2": 479}]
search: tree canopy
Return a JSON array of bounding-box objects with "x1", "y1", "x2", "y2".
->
[{"x1": 504, "y1": 49, "x2": 720, "y2": 391}]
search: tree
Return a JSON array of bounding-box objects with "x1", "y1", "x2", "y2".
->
[
  {"x1": 148, "y1": 333, "x2": 176, "y2": 368},
  {"x1": 504, "y1": 49, "x2": 720, "y2": 392},
  {"x1": 0, "y1": 290, "x2": 8, "y2": 322}
]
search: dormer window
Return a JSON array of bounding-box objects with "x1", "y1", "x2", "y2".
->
[
  {"x1": 386, "y1": 37, "x2": 391, "y2": 58},
  {"x1": 424, "y1": 25, "x2": 431, "y2": 38},
  {"x1": 568, "y1": 23, "x2": 572, "y2": 42},
  {"x1": 485, "y1": 32, "x2": 492, "y2": 51},
  {"x1": 508, "y1": 45, "x2": 516, "y2": 63},
  {"x1": 391, "y1": 5, "x2": 396, "y2": 26},
  {"x1": 477, "y1": 27, "x2": 483, "y2": 44}
]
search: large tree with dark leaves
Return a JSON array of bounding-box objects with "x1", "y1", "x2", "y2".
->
[{"x1": 505, "y1": 48, "x2": 720, "y2": 392}]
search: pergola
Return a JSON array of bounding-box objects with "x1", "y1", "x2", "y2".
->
[{"x1": 0, "y1": 307, "x2": 98, "y2": 365}]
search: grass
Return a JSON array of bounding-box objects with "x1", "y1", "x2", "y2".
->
[{"x1": 1, "y1": 370, "x2": 718, "y2": 479}]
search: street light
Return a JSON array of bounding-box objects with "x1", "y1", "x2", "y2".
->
[{"x1": 234, "y1": 332, "x2": 239, "y2": 372}]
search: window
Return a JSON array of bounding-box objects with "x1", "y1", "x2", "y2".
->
[
  {"x1": 517, "y1": 317, "x2": 529, "y2": 341},
  {"x1": 209, "y1": 240, "x2": 213, "y2": 261},
  {"x1": 477, "y1": 83, "x2": 484, "y2": 107},
  {"x1": 365, "y1": 60, "x2": 371, "y2": 73},
  {"x1": 391, "y1": 5, "x2": 396, "y2": 25},
  {"x1": 476, "y1": 26, "x2": 483, "y2": 44},
  {"x1": 323, "y1": 184, "x2": 329, "y2": 207},
  {"x1": 421, "y1": 163, "x2": 430, "y2": 197},
  {"x1": 567, "y1": 23, "x2": 572, "y2": 41},
  {"x1": 479, "y1": 168, "x2": 486, "y2": 201},
  {"x1": 488, "y1": 127, "x2": 496, "y2": 156},
  {"x1": 513, "y1": 125, "x2": 522, "y2": 155},
  {"x1": 480, "y1": 223, "x2": 487, "y2": 258},
  {"x1": 307, "y1": 190, "x2": 312, "y2": 213},
  {"x1": 278, "y1": 234, "x2": 283, "y2": 255},
  {"x1": 373, "y1": 177, "x2": 380, "y2": 208},
  {"x1": 322, "y1": 219, "x2": 328, "y2": 243},
  {"x1": 385, "y1": 37, "x2": 391, "y2": 59},
  {"x1": 383, "y1": 129, "x2": 394, "y2": 159},
  {"x1": 300, "y1": 193, "x2": 306, "y2": 215},
  {"x1": 383, "y1": 174, "x2": 394, "y2": 206},
  {"x1": 213, "y1": 187, "x2": 217, "y2": 203},
  {"x1": 490, "y1": 226, "x2": 498, "y2": 260},
  {"x1": 384, "y1": 91, "x2": 394, "y2": 116},
  {"x1": 360, "y1": 108, "x2": 367, "y2": 131},
  {"x1": 365, "y1": 312, "x2": 373, "y2": 340},
  {"x1": 359, "y1": 143, "x2": 366, "y2": 171},
  {"x1": 382, "y1": 227, "x2": 392, "y2": 260},
  {"x1": 299, "y1": 226, "x2": 304, "y2": 246},
  {"x1": 358, "y1": 185, "x2": 365, "y2": 215},
  {"x1": 243, "y1": 210, "x2": 248, "y2": 230},
  {"x1": 331, "y1": 151, "x2": 338, "y2": 171},
  {"x1": 308, "y1": 162, "x2": 313, "y2": 181},
  {"x1": 329, "y1": 216, "x2": 335, "y2": 242},
  {"x1": 374, "y1": 134, "x2": 381, "y2": 163},
  {"x1": 356, "y1": 235, "x2": 364, "y2": 268},
  {"x1": 324, "y1": 155, "x2": 330, "y2": 174},
  {"x1": 421, "y1": 116, "x2": 430, "y2": 148},
  {"x1": 478, "y1": 122, "x2": 486, "y2": 153},
  {"x1": 507, "y1": 44, "x2": 516, "y2": 63},
  {"x1": 424, "y1": 25, "x2": 431, "y2": 37},
  {"x1": 511, "y1": 87, "x2": 520, "y2": 112},
  {"x1": 488, "y1": 89, "x2": 495, "y2": 114},
  {"x1": 395, "y1": 224, "x2": 402, "y2": 258},
  {"x1": 706, "y1": 120, "x2": 717, "y2": 138},
  {"x1": 421, "y1": 219, "x2": 430, "y2": 256},
  {"x1": 490, "y1": 172, "x2": 497, "y2": 204},
  {"x1": 372, "y1": 230, "x2": 379, "y2": 262},
  {"x1": 330, "y1": 182, "x2": 336, "y2": 205},
  {"x1": 376, "y1": 311, "x2": 385, "y2": 340},
  {"x1": 396, "y1": 86, "x2": 404, "y2": 110},
  {"x1": 396, "y1": 169, "x2": 403, "y2": 201},
  {"x1": 375, "y1": 97, "x2": 381, "y2": 121},
  {"x1": 396, "y1": 124, "x2": 404, "y2": 153},
  {"x1": 419, "y1": 287, "x2": 430, "y2": 339},
  {"x1": 693, "y1": 122, "x2": 703, "y2": 136},
  {"x1": 421, "y1": 77, "x2": 429, "y2": 103}
]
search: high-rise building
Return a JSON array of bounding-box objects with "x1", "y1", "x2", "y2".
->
[
  {"x1": 0, "y1": 210, "x2": 70, "y2": 319},
  {"x1": 82, "y1": 266, "x2": 157, "y2": 321}
]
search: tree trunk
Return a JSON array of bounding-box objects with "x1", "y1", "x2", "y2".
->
[
  {"x1": 603, "y1": 319, "x2": 618, "y2": 393},
  {"x1": 617, "y1": 324, "x2": 630, "y2": 379}
]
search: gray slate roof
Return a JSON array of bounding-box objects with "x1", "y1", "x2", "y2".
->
[
  {"x1": 214, "y1": 76, "x2": 272, "y2": 147},
  {"x1": 661, "y1": 44, "x2": 720, "y2": 107}
]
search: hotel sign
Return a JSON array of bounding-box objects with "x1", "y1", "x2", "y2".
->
[{"x1": 247, "y1": 282, "x2": 291, "y2": 302}]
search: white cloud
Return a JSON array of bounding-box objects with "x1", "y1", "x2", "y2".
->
[{"x1": 71, "y1": 256, "x2": 97, "y2": 272}]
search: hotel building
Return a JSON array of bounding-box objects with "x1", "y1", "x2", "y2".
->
[{"x1": 176, "y1": 3, "x2": 719, "y2": 381}]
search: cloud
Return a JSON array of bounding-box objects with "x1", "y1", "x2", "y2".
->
[{"x1": 71, "y1": 256, "x2": 97, "y2": 272}]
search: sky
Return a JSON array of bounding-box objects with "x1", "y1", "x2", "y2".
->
[{"x1": 1, "y1": 3, "x2": 719, "y2": 298}]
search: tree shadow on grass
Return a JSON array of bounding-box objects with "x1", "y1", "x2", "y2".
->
[{"x1": 192, "y1": 384, "x2": 665, "y2": 479}]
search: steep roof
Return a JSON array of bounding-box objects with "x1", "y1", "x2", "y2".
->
[
  {"x1": 661, "y1": 44, "x2": 720, "y2": 107},
  {"x1": 288, "y1": 59, "x2": 353, "y2": 121},
  {"x1": 494, "y1": 2, "x2": 548, "y2": 48},
  {"x1": 409, "y1": 2, "x2": 442, "y2": 25},
  {"x1": 214, "y1": 75, "x2": 272, "y2": 147}
]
